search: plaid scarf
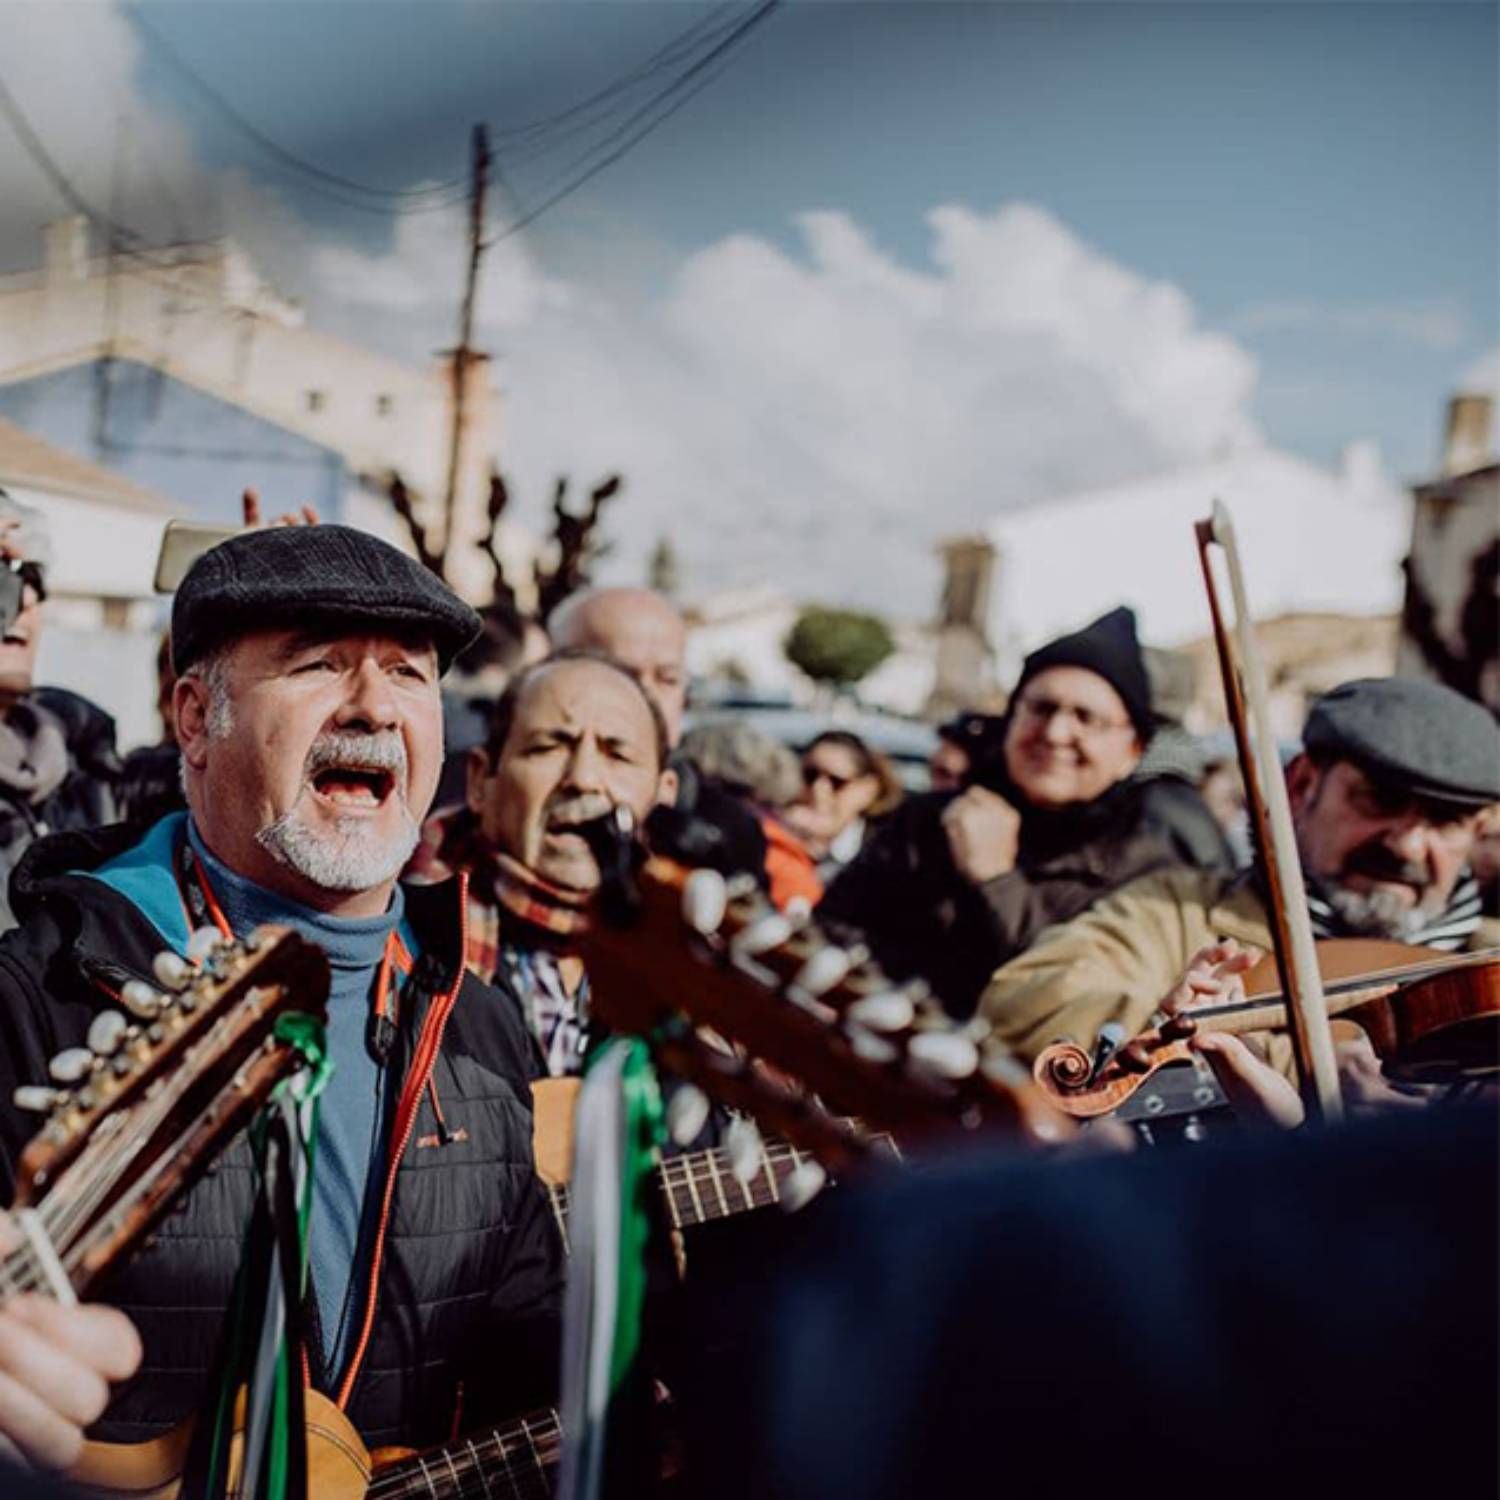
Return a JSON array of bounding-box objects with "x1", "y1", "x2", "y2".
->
[{"x1": 410, "y1": 806, "x2": 592, "y2": 985}]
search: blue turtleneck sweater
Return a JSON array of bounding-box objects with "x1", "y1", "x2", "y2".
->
[{"x1": 90, "y1": 813, "x2": 412, "y2": 1376}]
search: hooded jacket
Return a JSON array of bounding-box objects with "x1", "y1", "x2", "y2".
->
[{"x1": 0, "y1": 821, "x2": 562, "y2": 1450}]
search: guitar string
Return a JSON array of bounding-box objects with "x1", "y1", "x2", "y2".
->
[
  {"x1": 37, "y1": 1012, "x2": 240, "y2": 1274},
  {"x1": 366, "y1": 1415, "x2": 561, "y2": 1499},
  {"x1": 2, "y1": 1012, "x2": 250, "y2": 1301}
]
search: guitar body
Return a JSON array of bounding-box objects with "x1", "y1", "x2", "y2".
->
[
  {"x1": 70, "y1": 1389, "x2": 372, "y2": 1499},
  {"x1": 532, "y1": 1077, "x2": 580, "y2": 1187}
]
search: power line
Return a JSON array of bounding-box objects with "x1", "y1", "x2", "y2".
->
[
  {"x1": 0, "y1": 66, "x2": 229, "y2": 312},
  {"x1": 128, "y1": 5, "x2": 468, "y2": 209},
  {"x1": 493, "y1": 0, "x2": 780, "y2": 244},
  {"x1": 488, "y1": 3, "x2": 743, "y2": 147},
  {"x1": 493, "y1": 7, "x2": 754, "y2": 174}
]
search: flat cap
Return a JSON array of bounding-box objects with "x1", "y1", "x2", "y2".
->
[
  {"x1": 172, "y1": 524, "x2": 481, "y2": 675},
  {"x1": 1304, "y1": 677, "x2": 1500, "y2": 810}
]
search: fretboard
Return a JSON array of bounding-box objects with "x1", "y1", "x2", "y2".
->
[
  {"x1": 377, "y1": 1406, "x2": 561, "y2": 1499},
  {"x1": 546, "y1": 1133, "x2": 896, "y2": 1239}
]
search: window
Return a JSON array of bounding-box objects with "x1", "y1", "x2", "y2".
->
[
  {"x1": 305, "y1": 390, "x2": 326, "y2": 413},
  {"x1": 376, "y1": 394, "x2": 394, "y2": 418}
]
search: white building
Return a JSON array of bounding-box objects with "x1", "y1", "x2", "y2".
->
[
  {"x1": 0, "y1": 417, "x2": 180, "y2": 748},
  {"x1": 981, "y1": 442, "x2": 1410, "y2": 684},
  {"x1": 0, "y1": 219, "x2": 537, "y2": 603}
]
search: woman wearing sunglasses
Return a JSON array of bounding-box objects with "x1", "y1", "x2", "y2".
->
[{"x1": 786, "y1": 730, "x2": 905, "y2": 881}]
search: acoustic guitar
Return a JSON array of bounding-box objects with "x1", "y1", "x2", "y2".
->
[
  {"x1": 5, "y1": 924, "x2": 329, "y2": 1308},
  {"x1": 575, "y1": 816, "x2": 1074, "y2": 1176},
  {"x1": 70, "y1": 1387, "x2": 559, "y2": 1499}
]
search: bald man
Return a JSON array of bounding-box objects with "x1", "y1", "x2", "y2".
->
[{"x1": 549, "y1": 588, "x2": 688, "y2": 745}]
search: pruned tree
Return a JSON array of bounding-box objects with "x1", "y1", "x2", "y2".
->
[
  {"x1": 784, "y1": 606, "x2": 895, "y2": 692},
  {"x1": 377, "y1": 467, "x2": 623, "y2": 622}
]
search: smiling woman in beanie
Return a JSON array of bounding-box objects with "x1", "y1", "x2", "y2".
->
[{"x1": 818, "y1": 607, "x2": 1232, "y2": 1018}]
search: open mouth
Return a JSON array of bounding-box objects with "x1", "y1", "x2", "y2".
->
[
  {"x1": 1, "y1": 631, "x2": 29, "y2": 647},
  {"x1": 310, "y1": 766, "x2": 396, "y2": 809}
]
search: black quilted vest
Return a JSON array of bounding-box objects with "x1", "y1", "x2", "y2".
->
[{"x1": 0, "y1": 823, "x2": 563, "y2": 1450}]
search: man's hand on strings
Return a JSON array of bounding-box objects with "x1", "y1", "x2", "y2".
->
[
  {"x1": 1159, "y1": 939, "x2": 1263, "y2": 1018},
  {"x1": 0, "y1": 1211, "x2": 141, "y2": 1471},
  {"x1": 241, "y1": 488, "x2": 320, "y2": 529}
]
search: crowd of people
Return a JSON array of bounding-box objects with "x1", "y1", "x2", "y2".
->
[{"x1": 0, "y1": 487, "x2": 1493, "y2": 1494}]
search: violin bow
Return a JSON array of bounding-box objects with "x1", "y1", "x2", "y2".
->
[{"x1": 1195, "y1": 501, "x2": 1343, "y2": 1122}]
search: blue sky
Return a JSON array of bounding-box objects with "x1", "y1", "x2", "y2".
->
[{"x1": 1, "y1": 1, "x2": 1495, "y2": 611}]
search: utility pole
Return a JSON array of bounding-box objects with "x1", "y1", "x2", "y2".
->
[{"x1": 441, "y1": 122, "x2": 491, "y2": 576}]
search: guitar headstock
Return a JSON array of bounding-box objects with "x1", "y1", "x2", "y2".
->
[
  {"x1": 579, "y1": 852, "x2": 1073, "y2": 1174},
  {"x1": 10, "y1": 925, "x2": 330, "y2": 1295}
]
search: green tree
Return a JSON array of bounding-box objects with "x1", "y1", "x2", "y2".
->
[{"x1": 784, "y1": 606, "x2": 895, "y2": 690}]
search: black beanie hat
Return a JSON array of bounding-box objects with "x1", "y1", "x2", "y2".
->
[{"x1": 1013, "y1": 606, "x2": 1154, "y2": 741}]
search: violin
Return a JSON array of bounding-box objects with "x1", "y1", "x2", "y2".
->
[{"x1": 1033, "y1": 940, "x2": 1499, "y2": 1118}]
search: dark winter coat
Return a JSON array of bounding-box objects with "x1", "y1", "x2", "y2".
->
[
  {"x1": 0, "y1": 822, "x2": 562, "y2": 1450},
  {"x1": 818, "y1": 772, "x2": 1233, "y2": 1019}
]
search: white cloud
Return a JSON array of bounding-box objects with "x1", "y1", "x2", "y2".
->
[
  {"x1": 430, "y1": 201, "x2": 1261, "y2": 618},
  {"x1": 1232, "y1": 297, "x2": 1468, "y2": 350},
  {"x1": 0, "y1": 2, "x2": 1264, "y2": 622},
  {"x1": 0, "y1": 3, "x2": 204, "y2": 268}
]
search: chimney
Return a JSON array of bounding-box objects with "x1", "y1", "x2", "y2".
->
[
  {"x1": 43, "y1": 217, "x2": 89, "y2": 287},
  {"x1": 1439, "y1": 394, "x2": 1494, "y2": 478}
]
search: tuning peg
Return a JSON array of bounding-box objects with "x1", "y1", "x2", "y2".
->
[
  {"x1": 907, "y1": 1032, "x2": 980, "y2": 1081},
  {"x1": 87, "y1": 1011, "x2": 130, "y2": 1056},
  {"x1": 14, "y1": 1085, "x2": 64, "y2": 1112},
  {"x1": 727, "y1": 1117, "x2": 763, "y2": 1185},
  {"x1": 789, "y1": 946, "x2": 853, "y2": 1000},
  {"x1": 730, "y1": 913, "x2": 794, "y2": 960},
  {"x1": 847, "y1": 1027, "x2": 900, "y2": 1065},
  {"x1": 152, "y1": 950, "x2": 191, "y2": 990},
  {"x1": 186, "y1": 926, "x2": 226, "y2": 963},
  {"x1": 845, "y1": 991, "x2": 914, "y2": 1033},
  {"x1": 120, "y1": 980, "x2": 166, "y2": 1018},
  {"x1": 780, "y1": 1160, "x2": 827, "y2": 1213},
  {"x1": 681, "y1": 870, "x2": 729, "y2": 936},
  {"x1": 724, "y1": 873, "x2": 760, "y2": 901},
  {"x1": 49, "y1": 1048, "x2": 95, "y2": 1085},
  {"x1": 666, "y1": 1083, "x2": 712, "y2": 1147}
]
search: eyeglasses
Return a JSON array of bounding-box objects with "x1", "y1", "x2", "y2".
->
[
  {"x1": 803, "y1": 764, "x2": 854, "y2": 793},
  {"x1": 1013, "y1": 694, "x2": 1132, "y2": 737}
]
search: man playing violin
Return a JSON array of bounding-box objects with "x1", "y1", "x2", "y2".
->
[
  {"x1": 978, "y1": 676, "x2": 1499, "y2": 1079},
  {"x1": 0, "y1": 525, "x2": 563, "y2": 1470}
]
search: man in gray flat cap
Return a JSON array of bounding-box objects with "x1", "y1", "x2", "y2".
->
[
  {"x1": 978, "y1": 677, "x2": 1499, "y2": 1091},
  {"x1": 0, "y1": 525, "x2": 562, "y2": 1473}
]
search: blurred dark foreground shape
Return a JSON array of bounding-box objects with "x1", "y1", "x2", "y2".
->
[{"x1": 696, "y1": 1103, "x2": 1499, "y2": 1500}]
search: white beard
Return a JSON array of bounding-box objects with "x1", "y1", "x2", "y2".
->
[
  {"x1": 1321, "y1": 883, "x2": 1432, "y2": 942},
  {"x1": 256, "y1": 797, "x2": 420, "y2": 893}
]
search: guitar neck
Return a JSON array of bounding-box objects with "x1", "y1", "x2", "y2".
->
[
  {"x1": 546, "y1": 1132, "x2": 895, "y2": 1241},
  {"x1": 380, "y1": 1407, "x2": 560, "y2": 1499}
]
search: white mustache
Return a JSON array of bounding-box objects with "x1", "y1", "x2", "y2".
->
[
  {"x1": 545, "y1": 792, "x2": 613, "y2": 830},
  {"x1": 304, "y1": 731, "x2": 408, "y2": 782}
]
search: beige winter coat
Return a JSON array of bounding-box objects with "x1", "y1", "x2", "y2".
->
[{"x1": 980, "y1": 866, "x2": 1498, "y2": 1065}]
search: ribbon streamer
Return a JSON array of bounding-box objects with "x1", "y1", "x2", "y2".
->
[{"x1": 557, "y1": 1036, "x2": 665, "y2": 1500}]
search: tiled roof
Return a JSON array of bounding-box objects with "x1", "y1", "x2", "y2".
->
[{"x1": 0, "y1": 417, "x2": 174, "y2": 514}]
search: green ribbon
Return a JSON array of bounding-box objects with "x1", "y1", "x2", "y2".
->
[
  {"x1": 558, "y1": 1035, "x2": 666, "y2": 1500},
  {"x1": 607, "y1": 1039, "x2": 664, "y2": 1397},
  {"x1": 187, "y1": 1011, "x2": 331, "y2": 1500}
]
